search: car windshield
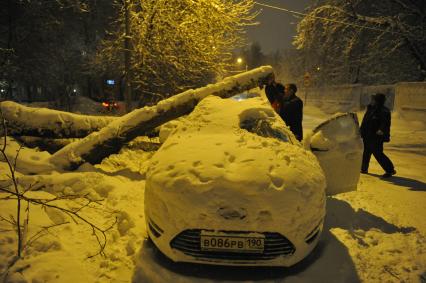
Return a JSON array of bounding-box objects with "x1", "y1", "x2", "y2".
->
[
  {"x1": 231, "y1": 93, "x2": 260, "y2": 101},
  {"x1": 240, "y1": 118, "x2": 289, "y2": 143}
]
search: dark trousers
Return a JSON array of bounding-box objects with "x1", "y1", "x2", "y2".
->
[{"x1": 361, "y1": 139, "x2": 394, "y2": 173}]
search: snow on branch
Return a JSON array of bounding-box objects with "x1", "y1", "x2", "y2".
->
[{"x1": 0, "y1": 101, "x2": 115, "y2": 138}]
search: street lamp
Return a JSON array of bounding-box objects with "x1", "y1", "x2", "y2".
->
[{"x1": 236, "y1": 57, "x2": 248, "y2": 72}]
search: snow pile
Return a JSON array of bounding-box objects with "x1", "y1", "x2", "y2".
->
[
  {"x1": 0, "y1": 136, "x2": 55, "y2": 174},
  {"x1": 158, "y1": 118, "x2": 187, "y2": 143},
  {"x1": 0, "y1": 138, "x2": 148, "y2": 283},
  {"x1": 97, "y1": 138, "x2": 157, "y2": 178},
  {"x1": 69, "y1": 95, "x2": 105, "y2": 115}
]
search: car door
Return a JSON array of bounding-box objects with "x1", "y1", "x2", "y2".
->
[{"x1": 307, "y1": 113, "x2": 363, "y2": 196}]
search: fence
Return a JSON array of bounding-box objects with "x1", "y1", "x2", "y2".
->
[
  {"x1": 300, "y1": 84, "x2": 362, "y2": 114},
  {"x1": 299, "y1": 82, "x2": 426, "y2": 122},
  {"x1": 394, "y1": 82, "x2": 426, "y2": 121}
]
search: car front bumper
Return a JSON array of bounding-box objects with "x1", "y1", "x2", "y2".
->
[{"x1": 147, "y1": 216, "x2": 324, "y2": 267}]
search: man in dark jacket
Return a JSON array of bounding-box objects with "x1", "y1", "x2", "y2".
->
[
  {"x1": 263, "y1": 73, "x2": 279, "y2": 105},
  {"x1": 360, "y1": 93, "x2": 396, "y2": 178},
  {"x1": 278, "y1": 83, "x2": 303, "y2": 141}
]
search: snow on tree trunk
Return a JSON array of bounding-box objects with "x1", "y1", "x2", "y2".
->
[
  {"x1": 49, "y1": 66, "x2": 274, "y2": 170},
  {"x1": 0, "y1": 101, "x2": 115, "y2": 138},
  {"x1": 16, "y1": 136, "x2": 79, "y2": 154}
]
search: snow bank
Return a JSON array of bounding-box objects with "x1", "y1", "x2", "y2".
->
[
  {"x1": 68, "y1": 95, "x2": 106, "y2": 115},
  {"x1": 1, "y1": 167, "x2": 147, "y2": 282},
  {"x1": 0, "y1": 136, "x2": 55, "y2": 174}
]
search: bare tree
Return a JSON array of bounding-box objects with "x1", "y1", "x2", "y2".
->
[{"x1": 294, "y1": 0, "x2": 426, "y2": 85}]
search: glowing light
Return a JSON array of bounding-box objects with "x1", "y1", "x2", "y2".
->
[{"x1": 237, "y1": 57, "x2": 243, "y2": 64}]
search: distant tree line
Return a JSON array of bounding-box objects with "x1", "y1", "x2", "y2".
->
[
  {"x1": 236, "y1": 42, "x2": 305, "y2": 87},
  {"x1": 0, "y1": 0, "x2": 257, "y2": 108}
]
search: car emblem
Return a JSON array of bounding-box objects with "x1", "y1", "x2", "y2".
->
[{"x1": 217, "y1": 207, "x2": 247, "y2": 220}]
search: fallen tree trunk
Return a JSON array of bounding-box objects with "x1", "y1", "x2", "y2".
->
[
  {"x1": 49, "y1": 66, "x2": 274, "y2": 170},
  {"x1": 17, "y1": 135, "x2": 161, "y2": 154},
  {"x1": 0, "y1": 101, "x2": 115, "y2": 138},
  {"x1": 15, "y1": 136, "x2": 79, "y2": 154}
]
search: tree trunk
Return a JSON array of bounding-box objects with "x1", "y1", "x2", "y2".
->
[
  {"x1": 123, "y1": 0, "x2": 132, "y2": 113},
  {"x1": 17, "y1": 135, "x2": 161, "y2": 154},
  {"x1": 16, "y1": 136, "x2": 79, "y2": 154},
  {"x1": 0, "y1": 101, "x2": 115, "y2": 138},
  {"x1": 49, "y1": 66, "x2": 274, "y2": 170}
]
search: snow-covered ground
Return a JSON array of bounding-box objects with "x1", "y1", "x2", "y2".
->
[{"x1": 1, "y1": 100, "x2": 425, "y2": 283}]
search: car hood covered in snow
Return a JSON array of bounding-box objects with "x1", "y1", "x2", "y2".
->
[{"x1": 145, "y1": 96, "x2": 326, "y2": 241}]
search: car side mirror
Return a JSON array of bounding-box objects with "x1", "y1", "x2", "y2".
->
[{"x1": 307, "y1": 130, "x2": 333, "y2": 152}]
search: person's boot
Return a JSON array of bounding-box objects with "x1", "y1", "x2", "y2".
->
[{"x1": 382, "y1": 170, "x2": 396, "y2": 178}]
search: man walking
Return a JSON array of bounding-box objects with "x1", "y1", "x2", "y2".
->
[
  {"x1": 360, "y1": 93, "x2": 396, "y2": 178},
  {"x1": 278, "y1": 83, "x2": 303, "y2": 141}
]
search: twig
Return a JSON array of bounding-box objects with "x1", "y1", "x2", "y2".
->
[
  {"x1": 384, "y1": 266, "x2": 400, "y2": 280},
  {"x1": 0, "y1": 114, "x2": 23, "y2": 257},
  {"x1": 0, "y1": 186, "x2": 116, "y2": 257},
  {"x1": 25, "y1": 221, "x2": 70, "y2": 249},
  {"x1": 0, "y1": 110, "x2": 116, "y2": 260},
  {"x1": 0, "y1": 215, "x2": 15, "y2": 226}
]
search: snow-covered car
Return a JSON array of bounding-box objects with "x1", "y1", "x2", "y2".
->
[{"x1": 145, "y1": 95, "x2": 362, "y2": 267}]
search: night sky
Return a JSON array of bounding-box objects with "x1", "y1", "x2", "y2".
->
[{"x1": 246, "y1": 0, "x2": 311, "y2": 53}]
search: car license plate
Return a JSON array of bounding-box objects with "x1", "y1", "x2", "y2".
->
[{"x1": 200, "y1": 231, "x2": 265, "y2": 253}]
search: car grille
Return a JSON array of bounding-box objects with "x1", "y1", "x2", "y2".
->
[
  {"x1": 305, "y1": 221, "x2": 322, "y2": 244},
  {"x1": 170, "y1": 229, "x2": 295, "y2": 262},
  {"x1": 148, "y1": 218, "x2": 164, "y2": 238}
]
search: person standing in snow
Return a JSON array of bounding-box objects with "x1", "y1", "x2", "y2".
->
[
  {"x1": 360, "y1": 93, "x2": 396, "y2": 178},
  {"x1": 277, "y1": 83, "x2": 303, "y2": 141},
  {"x1": 270, "y1": 83, "x2": 285, "y2": 113},
  {"x1": 262, "y1": 73, "x2": 279, "y2": 105}
]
